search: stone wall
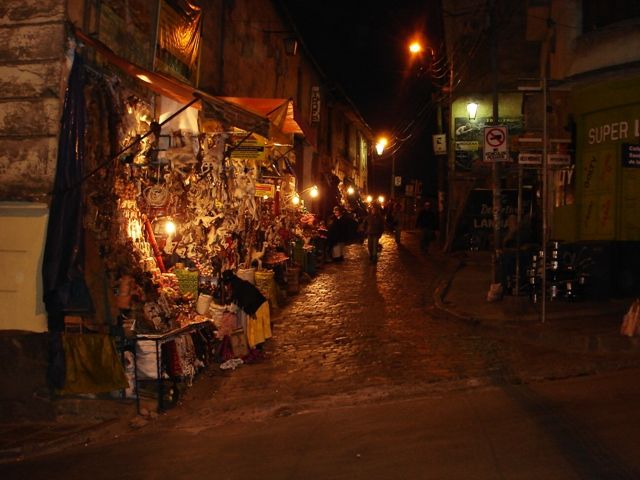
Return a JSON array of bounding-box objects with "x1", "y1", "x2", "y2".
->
[{"x1": 0, "y1": 0, "x2": 66, "y2": 201}]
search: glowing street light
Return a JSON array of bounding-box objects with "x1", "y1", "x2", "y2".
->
[
  {"x1": 375, "y1": 137, "x2": 388, "y2": 155},
  {"x1": 409, "y1": 41, "x2": 423, "y2": 54}
]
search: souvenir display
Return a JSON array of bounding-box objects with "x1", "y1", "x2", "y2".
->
[{"x1": 76, "y1": 71, "x2": 329, "y2": 408}]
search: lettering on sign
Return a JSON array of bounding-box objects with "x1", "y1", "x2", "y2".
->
[
  {"x1": 483, "y1": 126, "x2": 509, "y2": 162},
  {"x1": 310, "y1": 86, "x2": 321, "y2": 124},
  {"x1": 622, "y1": 143, "x2": 640, "y2": 168},
  {"x1": 588, "y1": 119, "x2": 640, "y2": 145}
]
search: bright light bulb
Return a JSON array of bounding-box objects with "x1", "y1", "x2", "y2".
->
[
  {"x1": 409, "y1": 42, "x2": 423, "y2": 54},
  {"x1": 375, "y1": 137, "x2": 388, "y2": 155},
  {"x1": 291, "y1": 194, "x2": 300, "y2": 205},
  {"x1": 366, "y1": 195, "x2": 373, "y2": 203},
  {"x1": 378, "y1": 195, "x2": 385, "y2": 204},
  {"x1": 310, "y1": 185, "x2": 319, "y2": 198},
  {"x1": 347, "y1": 186, "x2": 355, "y2": 195},
  {"x1": 165, "y1": 220, "x2": 176, "y2": 235}
]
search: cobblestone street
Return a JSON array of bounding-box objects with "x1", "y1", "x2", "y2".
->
[{"x1": 166, "y1": 231, "x2": 640, "y2": 431}]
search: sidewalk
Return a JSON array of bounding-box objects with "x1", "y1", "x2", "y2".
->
[{"x1": 434, "y1": 250, "x2": 640, "y2": 354}]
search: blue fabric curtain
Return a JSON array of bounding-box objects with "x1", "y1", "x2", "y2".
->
[{"x1": 42, "y1": 53, "x2": 94, "y2": 389}]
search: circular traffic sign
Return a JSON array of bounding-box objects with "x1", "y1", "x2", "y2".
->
[{"x1": 485, "y1": 128, "x2": 505, "y2": 148}]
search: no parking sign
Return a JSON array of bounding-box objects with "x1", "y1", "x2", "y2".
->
[{"x1": 483, "y1": 126, "x2": 510, "y2": 162}]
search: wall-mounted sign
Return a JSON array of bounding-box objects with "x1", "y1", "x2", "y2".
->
[
  {"x1": 518, "y1": 153, "x2": 542, "y2": 165},
  {"x1": 310, "y1": 86, "x2": 321, "y2": 124},
  {"x1": 394, "y1": 175, "x2": 402, "y2": 187},
  {"x1": 483, "y1": 126, "x2": 510, "y2": 162},
  {"x1": 255, "y1": 183, "x2": 275, "y2": 198},
  {"x1": 229, "y1": 138, "x2": 265, "y2": 160},
  {"x1": 432, "y1": 134, "x2": 447, "y2": 155},
  {"x1": 548, "y1": 153, "x2": 571, "y2": 166},
  {"x1": 622, "y1": 143, "x2": 640, "y2": 168}
]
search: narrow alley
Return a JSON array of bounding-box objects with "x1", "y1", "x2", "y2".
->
[
  {"x1": 172, "y1": 231, "x2": 503, "y2": 426},
  {"x1": 4, "y1": 231, "x2": 640, "y2": 479}
]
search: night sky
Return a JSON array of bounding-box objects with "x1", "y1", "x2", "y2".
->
[{"x1": 281, "y1": 0, "x2": 445, "y2": 196}]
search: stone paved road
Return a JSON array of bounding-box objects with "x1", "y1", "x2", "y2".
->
[{"x1": 161, "y1": 231, "x2": 640, "y2": 432}]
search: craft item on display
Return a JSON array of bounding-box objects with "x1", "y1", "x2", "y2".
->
[
  {"x1": 196, "y1": 293, "x2": 213, "y2": 315},
  {"x1": 174, "y1": 266, "x2": 199, "y2": 297},
  {"x1": 143, "y1": 302, "x2": 164, "y2": 331},
  {"x1": 145, "y1": 184, "x2": 170, "y2": 208},
  {"x1": 237, "y1": 267, "x2": 256, "y2": 285},
  {"x1": 250, "y1": 242, "x2": 268, "y2": 270},
  {"x1": 115, "y1": 275, "x2": 136, "y2": 310},
  {"x1": 144, "y1": 218, "x2": 166, "y2": 272}
]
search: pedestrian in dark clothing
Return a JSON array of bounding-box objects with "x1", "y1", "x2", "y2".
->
[
  {"x1": 363, "y1": 204, "x2": 385, "y2": 262},
  {"x1": 327, "y1": 205, "x2": 349, "y2": 261},
  {"x1": 416, "y1": 200, "x2": 438, "y2": 252},
  {"x1": 385, "y1": 202, "x2": 402, "y2": 244}
]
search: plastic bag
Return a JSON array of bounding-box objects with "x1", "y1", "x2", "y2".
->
[{"x1": 620, "y1": 299, "x2": 640, "y2": 337}]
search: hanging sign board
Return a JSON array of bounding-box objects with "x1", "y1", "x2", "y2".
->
[
  {"x1": 229, "y1": 138, "x2": 265, "y2": 160},
  {"x1": 255, "y1": 183, "x2": 275, "y2": 198},
  {"x1": 432, "y1": 134, "x2": 447, "y2": 155},
  {"x1": 483, "y1": 126, "x2": 509, "y2": 162}
]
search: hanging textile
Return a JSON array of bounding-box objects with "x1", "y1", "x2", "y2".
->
[
  {"x1": 42, "y1": 52, "x2": 94, "y2": 332},
  {"x1": 58, "y1": 334, "x2": 128, "y2": 395}
]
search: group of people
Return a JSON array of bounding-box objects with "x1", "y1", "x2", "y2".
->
[{"x1": 325, "y1": 200, "x2": 438, "y2": 264}]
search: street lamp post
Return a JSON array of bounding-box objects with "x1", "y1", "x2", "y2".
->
[{"x1": 390, "y1": 153, "x2": 396, "y2": 199}]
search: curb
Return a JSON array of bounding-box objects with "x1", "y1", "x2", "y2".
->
[{"x1": 0, "y1": 416, "x2": 134, "y2": 464}]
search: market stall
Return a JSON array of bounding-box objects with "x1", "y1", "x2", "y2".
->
[{"x1": 43, "y1": 41, "x2": 328, "y2": 406}]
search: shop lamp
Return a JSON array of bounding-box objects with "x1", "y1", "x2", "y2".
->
[
  {"x1": 347, "y1": 186, "x2": 355, "y2": 195},
  {"x1": 164, "y1": 219, "x2": 177, "y2": 236},
  {"x1": 366, "y1": 195, "x2": 373, "y2": 203},
  {"x1": 466, "y1": 101, "x2": 478, "y2": 120},
  {"x1": 378, "y1": 195, "x2": 385, "y2": 204},
  {"x1": 137, "y1": 74, "x2": 152, "y2": 84},
  {"x1": 287, "y1": 185, "x2": 318, "y2": 207}
]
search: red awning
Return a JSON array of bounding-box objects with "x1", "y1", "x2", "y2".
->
[{"x1": 221, "y1": 97, "x2": 317, "y2": 147}]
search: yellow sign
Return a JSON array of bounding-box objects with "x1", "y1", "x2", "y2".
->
[
  {"x1": 230, "y1": 138, "x2": 265, "y2": 160},
  {"x1": 255, "y1": 183, "x2": 275, "y2": 198}
]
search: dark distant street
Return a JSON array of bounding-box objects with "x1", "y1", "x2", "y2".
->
[{"x1": 3, "y1": 232, "x2": 640, "y2": 479}]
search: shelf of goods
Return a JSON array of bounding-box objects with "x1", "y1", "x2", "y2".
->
[{"x1": 135, "y1": 320, "x2": 217, "y2": 410}]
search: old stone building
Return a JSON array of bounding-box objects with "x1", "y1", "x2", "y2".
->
[{"x1": 0, "y1": 0, "x2": 372, "y2": 419}]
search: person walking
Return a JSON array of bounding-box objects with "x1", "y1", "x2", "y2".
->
[
  {"x1": 363, "y1": 203, "x2": 385, "y2": 262},
  {"x1": 327, "y1": 205, "x2": 348, "y2": 261},
  {"x1": 385, "y1": 201, "x2": 402, "y2": 244},
  {"x1": 416, "y1": 200, "x2": 438, "y2": 253}
]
